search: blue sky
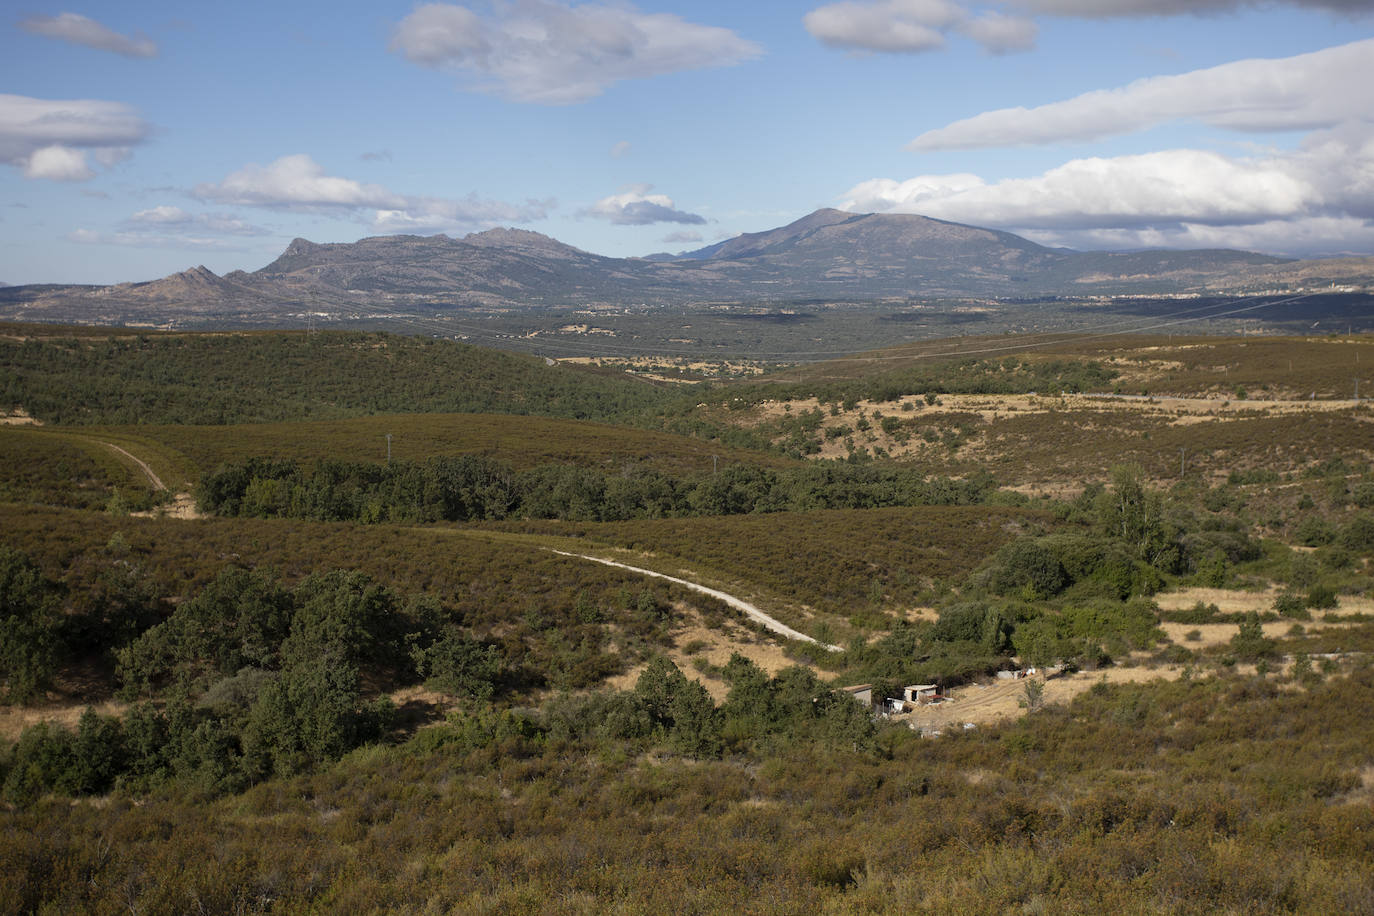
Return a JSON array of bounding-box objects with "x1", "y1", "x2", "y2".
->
[{"x1": 3, "y1": 0, "x2": 1373, "y2": 284}]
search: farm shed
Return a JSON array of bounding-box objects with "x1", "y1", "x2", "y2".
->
[
  {"x1": 903, "y1": 684, "x2": 940, "y2": 705},
  {"x1": 841, "y1": 684, "x2": 874, "y2": 708}
]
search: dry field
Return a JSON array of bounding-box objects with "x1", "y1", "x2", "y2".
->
[{"x1": 734, "y1": 391, "x2": 1372, "y2": 488}]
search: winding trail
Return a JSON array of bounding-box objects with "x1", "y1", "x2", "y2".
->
[
  {"x1": 97, "y1": 440, "x2": 166, "y2": 491},
  {"x1": 549, "y1": 549, "x2": 842, "y2": 652}
]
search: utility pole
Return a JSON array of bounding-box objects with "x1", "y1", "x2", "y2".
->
[{"x1": 386, "y1": 433, "x2": 392, "y2": 465}]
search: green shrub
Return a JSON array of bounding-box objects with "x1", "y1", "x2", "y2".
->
[
  {"x1": 1229, "y1": 613, "x2": 1278, "y2": 662},
  {"x1": 413, "y1": 630, "x2": 506, "y2": 699},
  {"x1": 1306, "y1": 585, "x2": 1339, "y2": 610},
  {"x1": 1337, "y1": 514, "x2": 1374, "y2": 552},
  {"x1": 1273, "y1": 592, "x2": 1311, "y2": 620},
  {"x1": 1295, "y1": 517, "x2": 1335, "y2": 547}
]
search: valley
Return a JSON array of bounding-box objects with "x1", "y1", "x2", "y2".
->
[{"x1": 2, "y1": 322, "x2": 1373, "y2": 912}]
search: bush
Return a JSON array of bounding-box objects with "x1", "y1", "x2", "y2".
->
[
  {"x1": 1306, "y1": 585, "x2": 1339, "y2": 610},
  {"x1": 413, "y1": 630, "x2": 506, "y2": 699},
  {"x1": 1273, "y1": 592, "x2": 1311, "y2": 620},
  {"x1": 1295, "y1": 517, "x2": 1335, "y2": 547},
  {"x1": 1230, "y1": 613, "x2": 1278, "y2": 662},
  {"x1": 1337, "y1": 514, "x2": 1374, "y2": 552},
  {"x1": 983, "y1": 539, "x2": 1066, "y2": 599},
  {"x1": 1353, "y1": 482, "x2": 1374, "y2": 508}
]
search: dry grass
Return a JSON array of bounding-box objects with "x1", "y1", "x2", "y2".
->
[
  {"x1": 733, "y1": 390, "x2": 1372, "y2": 488},
  {"x1": 900, "y1": 666, "x2": 1187, "y2": 733},
  {"x1": 606, "y1": 602, "x2": 800, "y2": 702}
]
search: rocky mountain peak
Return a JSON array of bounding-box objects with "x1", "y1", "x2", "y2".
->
[{"x1": 462, "y1": 227, "x2": 583, "y2": 255}]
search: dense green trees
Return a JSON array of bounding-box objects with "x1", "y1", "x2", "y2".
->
[
  {"x1": 116, "y1": 566, "x2": 294, "y2": 696},
  {"x1": 196, "y1": 454, "x2": 998, "y2": 523},
  {"x1": 0, "y1": 548, "x2": 62, "y2": 703},
  {"x1": 1, "y1": 331, "x2": 678, "y2": 426},
  {"x1": 7, "y1": 566, "x2": 429, "y2": 798}
]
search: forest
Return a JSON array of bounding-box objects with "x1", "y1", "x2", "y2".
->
[{"x1": 2, "y1": 323, "x2": 1373, "y2": 912}]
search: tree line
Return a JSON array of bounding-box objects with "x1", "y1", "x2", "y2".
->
[{"x1": 195, "y1": 454, "x2": 999, "y2": 523}]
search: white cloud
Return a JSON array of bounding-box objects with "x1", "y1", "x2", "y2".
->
[
  {"x1": 1020, "y1": 217, "x2": 1374, "y2": 258},
  {"x1": 960, "y1": 11, "x2": 1038, "y2": 53},
  {"x1": 662, "y1": 230, "x2": 703, "y2": 244},
  {"x1": 911, "y1": 38, "x2": 1374, "y2": 149},
  {"x1": 582, "y1": 185, "x2": 706, "y2": 225},
  {"x1": 372, "y1": 195, "x2": 554, "y2": 233},
  {"x1": 845, "y1": 150, "x2": 1311, "y2": 229},
  {"x1": 807, "y1": 1, "x2": 1372, "y2": 57},
  {"x1": 805, "y1": 0, "x2": 955, "y2": 52},
  {"x1": 68, "y1": 204, "x2": 272, "y2": 252},
  {"x1": 611, "y1": 140, "x2": 632, "y2": 158},
  {"x1": 1009, "y1": 0, "x2": 1374, "y2": 17},
  {"x1": 0, "y1": 94, "x2": 149, "y2": 181},
  {"x1": 24, "y1": 145, "x2": 93, "y2": 181},
  {"x1": 389, "y1": 1, "x2": 762, "y2": 104},
  {"x1": 128, "y1": 206, "x2": 268, "y2": 236},
  {"x1": 19, "y1": 12, "x2": 157, "y2": 58},
  {"x1": 195, "y1": 154, "x2": 406, "y2": 209},
  {"x1": 843, "y1": 123, "x2": 1374, "y2": 256},
  {"x1": 804, "y1": 0, "x2": 1037, "y2": 54},
  {"x1": 194, "y1": 154, "x2": 551, "y2": 234},
  {"x1": 129, "y1": 205, "x2": 191, "y2": 224}
]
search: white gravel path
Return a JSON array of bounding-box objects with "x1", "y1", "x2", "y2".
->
[{"x1": 549, "y1": 549, "x2": 842, "y2": 652}]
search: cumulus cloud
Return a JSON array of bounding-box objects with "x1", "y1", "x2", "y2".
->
[
  {"x1": 843, "y1": 123, "x2": 1374, "y2": 256},
  {"x1": 1008, "y1": 0, "x2": 1374, "y2": 17},
  {"x1": 960, "y1": 11, "x2": 1038, "y2": 52},
  {"x1": 195, "y1": 154, "x2": 406, "y2": 209},
  {"x1": 372, "y1": 195, "x2": 554, "y2": 233},
  {"x1": 389, "y1": 1, "x2": 762, "y2": 104},
  {"x1": 0, "y1": 94, "x2": 149, "y2": 181},
  {"x1": 127, "y1": 206, "x2": 268, "y2": 236},
  {"x1": 1019, "y1": 217, "x2": 1374, "y2": 258},
  {"x1": 19, "y1": 12, "x2": 157, "y2": 58},
  {"x1": 846, "y1": 150, "x2": 1311, "y2": 228},
  {"x1": 662, "y1": 230, "x2": 703, "y2": 244},
  {"x1": 194, "y1": 154, "x2": 551, "y2": 234},
  {"x1": 25, "y1": 145, "x2": 93, "y2": 180},
  {"x1": 911, "y1": 38, "x2": 1374, "y2": 149},
  {"x1": 804, "y1": 0, "x2": 1037, "y2": 54},
  {"x1": 806, "y1": 0, "x2": 1371, "y2": 56},
  {"x1": 582, "y1": 185, "x2": 706, "y2": 225},
  {"x1": 128, "y1": 205, "x2": 192, "y2": 224}
]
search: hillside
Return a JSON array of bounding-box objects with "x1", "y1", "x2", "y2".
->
[
  {"x1": 0, "y1": 327, "x2": 678, "y2": 426},
  {"x1": 2, "y1": 326, "x2": 1373, "y2": 912}
]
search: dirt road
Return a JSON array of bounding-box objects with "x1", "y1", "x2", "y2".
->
[
  {"x1": 97, "y1": 440, "x2": 167, "y2": 491},
  {"x1": 549, "y1": 549, "x2": 842, "y2": 652}
]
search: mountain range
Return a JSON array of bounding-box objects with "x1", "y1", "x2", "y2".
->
[{"x1": 3, "y1": 209, "x2": 1373, "y2": 326}]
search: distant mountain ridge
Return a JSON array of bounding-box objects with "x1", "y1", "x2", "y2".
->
[{"x1": 2, "y1": 209, "x2": 1371, "y2": 326}]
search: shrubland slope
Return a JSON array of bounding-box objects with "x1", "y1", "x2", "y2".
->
[{"x1": 2, "y1": 325, "x2": 1373, "y2": 913}]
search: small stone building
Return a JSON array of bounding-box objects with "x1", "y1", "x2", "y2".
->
[{"x1": 903, "y1": 684, "x2": 940, "y2": 705}]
